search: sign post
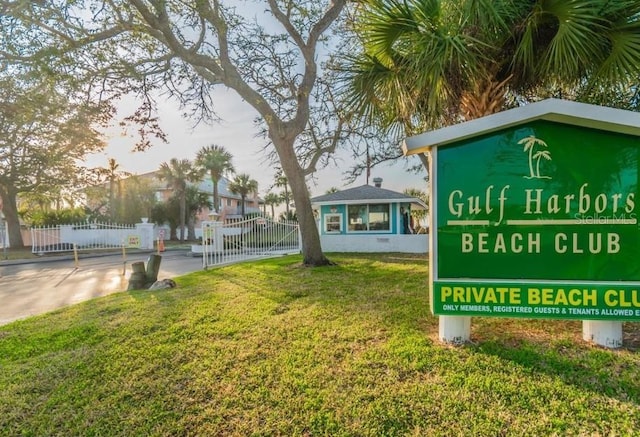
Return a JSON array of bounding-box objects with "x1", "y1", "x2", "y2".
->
[{"x1": 403, "y1": 99, "x2": 640, "y2": 347}]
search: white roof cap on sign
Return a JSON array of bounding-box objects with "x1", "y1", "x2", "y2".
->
[{"x1": 402, "y1": 98, "x2": 640, "y2": 156}]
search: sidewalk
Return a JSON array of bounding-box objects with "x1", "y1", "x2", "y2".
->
[{"x1": 0, "y1": 247, "x2": 201, "y2": 325}]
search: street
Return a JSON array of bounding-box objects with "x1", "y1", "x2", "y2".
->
[{"x1": 0, "y1": 250, "x2": 204, "y2": 325}]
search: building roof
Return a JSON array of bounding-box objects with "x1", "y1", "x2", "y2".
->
[
  {"x1": 403, "y1": 98, "x2": 640, "y2": 155},
  {"x1": 311, "y1": 185, "x2": 427, "y2": 210}
]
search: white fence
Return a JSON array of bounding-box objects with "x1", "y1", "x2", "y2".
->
[
  {"x1": 201, "y1": 217, "x2": 301, "y2": 268},
  {"x1": 319, "y1": 233, "x2": 428, "y2": 253},
  {"x1": 30, "y1": 221, "x2": 156, "y2": 254}
]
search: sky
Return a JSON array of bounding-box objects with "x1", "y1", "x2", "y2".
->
[
  {"x1": 80, "y1": 2, "x2": 429, "y2": 200},
  {"x1": 84, "y1": 85, "x2": 428, "y2": 200}
]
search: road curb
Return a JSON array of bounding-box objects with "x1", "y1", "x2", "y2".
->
[{"x1": 0, "y1": 248, "x2": 190, "y2": 267}]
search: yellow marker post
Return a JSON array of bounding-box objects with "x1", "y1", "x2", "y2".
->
[{"x1": 73, "y1": 243, "x2": 79, "y2": 269}]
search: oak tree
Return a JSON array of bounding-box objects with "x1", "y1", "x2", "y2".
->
[
  {"x1": 2, "y1": 0, "x2": 354, "y2": 265},
  {"x1": 0, "y1": 73, "x2": 108, "y2": 247}
]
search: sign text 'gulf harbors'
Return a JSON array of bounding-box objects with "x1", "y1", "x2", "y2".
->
[{"x1": 447, "y1": 182, "x2": 635, "y2": 255}]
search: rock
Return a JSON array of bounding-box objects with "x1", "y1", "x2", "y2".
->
[{"x1": 148, "y1": 278, "x2": 177, "y2": 290}]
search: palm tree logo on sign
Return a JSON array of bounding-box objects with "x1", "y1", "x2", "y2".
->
[{"x1": 519, "y1": 135, "x2": 552, "y2": 179}]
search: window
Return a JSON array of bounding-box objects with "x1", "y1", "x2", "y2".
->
[
  {"x1": 324, "y1": 214, "x2": 342, "y2": 233},
  {"x1": 348, "y1": 205, "x2": 367, "y2": 231},
  {"x1": 226, "y1": 198, "x2": 233, "y2": 207},
  {"x1": 347, "y1": 204, "x2": 390, "y2": 232}
]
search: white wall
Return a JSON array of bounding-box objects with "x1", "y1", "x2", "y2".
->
[{"x1": 319, "y1": 234, "x2": 428, "y2": 253}]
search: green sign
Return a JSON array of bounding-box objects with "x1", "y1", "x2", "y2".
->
[
  {"x1": 433, "y1": 120, "x2": 640, "y2": 320},
  {"x1": 434, "y1": 281, "x2": 640, "y2": 320}
]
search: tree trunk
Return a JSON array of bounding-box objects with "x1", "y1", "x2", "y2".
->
[
  {"x1": 109, "y1": 178, "x2": 115, "y2": 221},
  {"x1": 187, "y1": 214, "x2": 196, "y2": 240},
  {"x1": 0, "y1": 188, "x2": 25, "y2": 248},
  {"x1": 179, "y1": 194, "x2": 186, "y2": 241},
  {"x1": 274, "y1": 138, "x2": 331, "y2": 266},
  {"x1": 117, "y1": 180, "x2": 124, "y2": 221},
  {"x1": 285, "y1": 185, "x2": 290, "y2": 215},
  {"x1": 459, "y1": 75, "x2": 510, "y2": 121},
  {"x1": 213, "y1": 178, "x2": 219, "y2": 214}
]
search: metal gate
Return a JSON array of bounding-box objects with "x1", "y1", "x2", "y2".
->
[{"x1": 201, "y1": 217, "x2": 300, "y2": 268}]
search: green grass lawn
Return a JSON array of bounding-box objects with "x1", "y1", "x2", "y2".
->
[{"x1": 1, "y1": 254, "x2": 639, "y2": 436}]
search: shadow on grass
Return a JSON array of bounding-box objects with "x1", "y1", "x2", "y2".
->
[
  {"x1": 474, "y1": 338, "x2": 640, "y2": 404},
  {"x1": 468, "y1": 318, "x2": 640, "y2": 405},
  {"x1": 249, "y1": 254, "x2": 640, "y2": 408},
  {"x1": 250, "y1": 253, "x2": 434, "y2": 328}
]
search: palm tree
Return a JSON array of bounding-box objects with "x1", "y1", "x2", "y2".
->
[
  {"x1": 228, "y1": 173, "x2": 259, "y2": 217},
  {"x1": 533, "y1": 150, "x2": 552, "y2": 179},
  {"x1": 195, "y1": 144, "x2": 235, "y2": 216},
  {"x1": 279, "y1": 190, "x2": 293, "y2": 217},
  {"x1": 343, "y1": 0, "x2": 640, "y2": 135},
  {"x1": 157, "y1": 158, "x2": 200, "y2": 241},
  {"x1": 263, "y1": 192, "x2": 282, "y2": 218},
  {"x1": 183, "y1": 186, "x2": 212, "y2": 240},
  {"x1": 97, "y1": 158, "x2": 130, "y2": 221},
  {"x1": 274, "y1": 172, "x2": 291, "y2": 216},
  {"x1": 404, "y1": 187, "x2": 429, "y2": 232},
  {"x1": 519, "y1": 136, "x2": 549, "y2": 179},
  {"x1": 150, "y1": 201, "x2": 178, "y2": 240}
]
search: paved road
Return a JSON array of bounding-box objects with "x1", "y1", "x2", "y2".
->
[{"x1": 0, "y1": 250, "x2": 203, "y2": 326}]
